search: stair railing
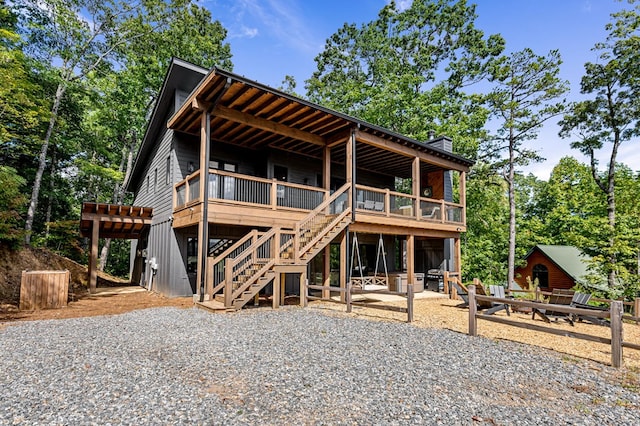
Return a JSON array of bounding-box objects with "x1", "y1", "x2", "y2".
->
[
  {"x1": 208, "y1": 230, "x2": 261, "y2": 297},
  {"x1": 294, "y1": 183, "x2": 351, "y2": 261},
  {"x1": 225, "y1": 227, "x2": 278, "y2": 307}
]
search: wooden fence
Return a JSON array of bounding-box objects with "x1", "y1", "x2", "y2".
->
[
  {"x1": 302, "y1": 281, "x2": 415, "y2": 323},
  {"x1": 20, "y1": 270, "x2": 70, "y2": 310},
  {"x1": 467, "y1": 285, "x2": 640, "y2": 368},
  {"x1": 509, "y1": 289, "x2": 640, "y2": 324}
]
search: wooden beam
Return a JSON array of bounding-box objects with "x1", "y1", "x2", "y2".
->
[
  {"x1": 339, "y1": 230, "x2": 347, "y2": 303},
  {"x1": 167, "y1": 70, "x2": 220, "y2": 129},
  {"x1": 323, "y1": 146, "x2": 331, "y2": 190},
  {"x1": 213, "y1": 105, "x2": 325, "y2": 146},
  {"x1": 323, "y1": 246, "x2": 331, "y2": 299},
  {"x1": 192, "y1": 97, "x2": 212, "y2": 112},
  {"x1": 327, "y1": 130, "x2": 351, "y2": 148},
  {"x1": 89, "y1": 218, "x2": 99, "y2": 294},
  {"x1": 355, "y1": 130, "x2": 469, "y2": 172},
  {"x1": 407, "y1": 234, "x2": 415, "y2": 286},
  {"x1": 460, "y1": 171, "x2": 466, "y2": 226}
]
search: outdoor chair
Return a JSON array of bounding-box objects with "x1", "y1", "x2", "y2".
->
[
  {"x1": 451, "y1": 281, "x2": 469, "y2": 308},
  {"x1": 478, "y1": 284, "x2": 510, "y2": 316},
  {"x1": 451, "y1": 282, "x2": 510, "y2": 315},
  {"x1": 423, "y1": 206, "x2": 440, "y2": 220},
  {"x1": 488, "y1": 285, "x2": 511, "y2": 316},
  {"x1": 364, "y1": 200, "x2": 375, "y2": 210},
  {"x1": 570, "y1": 293, "x2": 610, "y2": 326},
  {"x1": 374, "y1": 201, "x2": 384, "y2": 211},
  {"x1": 532, "y1": 289, "x2": 576, "y2": 325}
]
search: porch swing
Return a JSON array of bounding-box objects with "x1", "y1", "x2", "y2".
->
[{"x1": 349, "y1": 233, "x2": 389, "y2": 289}]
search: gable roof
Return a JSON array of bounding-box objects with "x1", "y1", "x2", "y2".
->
[
  {"x1": 529, "y1": 245, "x2": 591, "y2": 282},
  {"x1": 127, "y1": 59, "x2": 475, "y2": 191},
  {"x1": 126, "y1": 58, "x2": 208, "y2": 192}
]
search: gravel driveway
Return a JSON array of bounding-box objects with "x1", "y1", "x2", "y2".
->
[{"x1": 1, "y1": 307, "x2": 638, "y2": 425}]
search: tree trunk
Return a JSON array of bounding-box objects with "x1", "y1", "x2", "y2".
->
[
  {"x1": 25, "y1": 82, "x2": 66, "y2": 246},
  {"x1": 507, "y1": 130, "x2": 516, "y2": 292}
]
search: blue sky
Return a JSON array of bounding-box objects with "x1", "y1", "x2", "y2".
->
[{"x1": 202, "y1": 0, "x2": 637, "y2": 179}]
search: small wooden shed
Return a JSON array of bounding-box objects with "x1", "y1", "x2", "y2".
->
[{"x1": 514, "y1": 245, "x2": 591, "y2": 291}]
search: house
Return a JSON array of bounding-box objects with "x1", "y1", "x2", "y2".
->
[
  {"x1": 122, "y1": 58, "x2": 473, "y2": 310},
  {"x1": 514, "y1": 245, "x2": 591, "y2": 291}
]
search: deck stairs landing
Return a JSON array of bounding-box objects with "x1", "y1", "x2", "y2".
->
[{"x1": 211, "y1": 183, "x2": 352, "y2": 310}]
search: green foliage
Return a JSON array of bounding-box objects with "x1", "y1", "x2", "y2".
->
[
  {"x1": 558, "y1": 1, "x2": 640, "y2": 291},
  {"x1": 306, "y1": 0, "x2": 504, "y2": 158},
  {"x1": 0, "y1": 166, "x2": 26, "y2": 246}
]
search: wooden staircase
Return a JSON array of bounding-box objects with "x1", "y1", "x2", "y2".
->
[{"x1": 210, "y1": 183, "x2": 352, "y2": 311}]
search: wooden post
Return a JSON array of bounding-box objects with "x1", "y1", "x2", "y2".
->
[
  {"x1": 300, "y1": 270, "x2": 307, "y2": 307},
  {"x1": 323, "y1": 246, "x2": 331, "y2": 300},
  {"x1": 89, "y1": 218, "x2": 99, "y2": 294},
  {"x1": 280, "y1": 272, "x2": 286, "y2": 306},
  {"x1": 271, "y1": 178, "x2": 278, "y2": 210},
  {"x1": 469, "y1": 284, "x2": 477, "y2": 337},
  {"x1": 407, "y1": 234, "x2": 415, "y2": 286},
  {"x1": 272, "y1": 272, "x2": 280, "y2": 309},
  {"x1": 610, "y1": 300, "x2": 623, "y2": 368},
  {"x1": 443, "y1": 270, "x2": 450, "y2": 297},
  {"x1": 346, "y1": 279, "x2": 352, "y2": 313},
  {"x1": 635, "y1": 297, "x2": 640, "y2": 325},
  {"x1": 339, "y1": 230, "x2": 347, "y2": 303},
  {"x1": 224, "y1": 258, "x2": 233, "y2": 308},
  {"x1": 459, "y1": 171, "x2": 466, "y2": 226},
  {"x1": 198, "y1": 109, "x2": 211, "y2": 303},
  {"x1": 412, "y1": 157, "x2": 420, "y2": 220},
  {"x1": 407, "y1": 283, "x2": 414, "y2": 323}
]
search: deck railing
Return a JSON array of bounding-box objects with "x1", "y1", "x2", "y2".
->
[
  {"x1": 174, "y1": 169, "x2": 327, "y2": 211},
  {"x1": 355, "y1": 184, "x2": 464, "y2": 224}
]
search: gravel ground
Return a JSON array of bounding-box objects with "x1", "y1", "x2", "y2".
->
[{"x1": 1, "y1": 306, "x2": 638, "y2": 425}]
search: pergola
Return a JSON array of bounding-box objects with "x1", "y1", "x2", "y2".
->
[{"x1": 80, "y1": 202, "x2": 153, "y2": 293}]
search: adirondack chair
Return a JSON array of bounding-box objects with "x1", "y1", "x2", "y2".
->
[
  {"x1": 488, "y1": 285, "x2": 511, "y2": 316},
  {"x1": 532, "y1": 289, "x2": 578, "y2": 325},
  {"x1": 451, "y1": 281, "x2": 469, "y2": 308},
  {"x1": 569, "y1": 293, "x2": 610, "y2": 326},
  {"x1": 452, "y1": 282, "x2": 509, "y2": 315}
]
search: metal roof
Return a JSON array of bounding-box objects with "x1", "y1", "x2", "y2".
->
[{"x1": 531, "y1": 245, "x2": 592, "y2": 282}]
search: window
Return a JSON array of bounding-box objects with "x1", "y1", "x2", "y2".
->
[
  {"x1": 165, "y1": 156, "x2": 170, "y2": 185},
  {"x1": 146, "y1": 176, "x2": 149, "y2": 193},
  {"x1": 274, "y1": 165, "x2": 288, "y2": 182},
  {"x1": 154, "y1": 168, "x2": 158, "y2": 193},
  {"x1": 187, "y1": 237, "x2": 198, "y2": 274},
  {"x1": 532, "y1": 264, "x2": 549, "y2": 288}
]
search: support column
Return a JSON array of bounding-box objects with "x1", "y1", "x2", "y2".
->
[
  {"x1": 347, "y1": 129, "x2": 356, "y2": 221},
  {"x1": 412, "y1": 157, "x2": 420, "y2": 220},
  {"x1": 339, "y1": 230, "x2": 347, "y2": 303},
  {"x1": 454, "y1": 237, "x2": 461, "y2": 279},
  {"x1": 460, "y1": 171, "x2": 467, "y2": 226},
  {"x1": 323, "y1": 145, "x2": 331, "y2": 192},
  {"x1": 196, "y1": 109, "x2": 211, "y2": 302},
  {"x1": 407, "y1": 234, "x2": 415, "y2": 287},
  {"x1": 88, "y1": 218, "x2": 99, "y2": 294},
  {"x1": 323, "y1": 246, "x2": 331, "y2": 299},
  {"x1": 272, "y1": 272, "x2": 280, "y2": 309}
]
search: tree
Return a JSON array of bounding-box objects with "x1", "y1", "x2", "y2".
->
[
  {"x1": 559, "y1": 1, "x2": 640, "y2": 290},
  {"x1": 305, "y1": 0, "x2": 504, "y2": 158},
  {"x1": 484, "y1": 48, "x2": 568, "y2": 290},
  {"x1": 15, "y1": 0, "x2": 194, "y2": 245},
  {"x1": 85, "y1": 2, "x2": 232, "y2": 271}
]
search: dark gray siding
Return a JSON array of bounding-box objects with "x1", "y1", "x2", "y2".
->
[{"x1": 131, "y1": 116, "x2": 192, "y2": 297}]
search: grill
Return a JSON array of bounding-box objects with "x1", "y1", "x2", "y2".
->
[{"x1": 426, "y1": 269, "x2": 444, "y2": 292}]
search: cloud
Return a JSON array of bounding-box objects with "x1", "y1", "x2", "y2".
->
[{"x1": 226, "y1": 0, "x2": 317, "y2": 52}]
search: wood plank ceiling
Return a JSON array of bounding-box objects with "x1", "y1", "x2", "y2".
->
[{"x1": 169, "y1": 70, "x2": 471, "y2": 179}]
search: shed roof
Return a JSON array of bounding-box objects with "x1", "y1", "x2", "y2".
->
[{"x1": 530, "y1": 245, "x2": 592, "y2": 282}]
